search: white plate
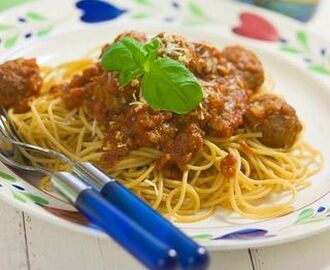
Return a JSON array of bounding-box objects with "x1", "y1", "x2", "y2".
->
[{"x1": 0, "y1": 0, "x2": 329, "y2": 250}]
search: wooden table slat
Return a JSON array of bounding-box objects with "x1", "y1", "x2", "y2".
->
[{"x1": 0, "y1": 202, "x2": 29, "y2": 270}]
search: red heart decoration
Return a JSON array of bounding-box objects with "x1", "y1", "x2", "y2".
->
[{"x1": 233, "y1": 12, "x2": 280, "y2": 42}]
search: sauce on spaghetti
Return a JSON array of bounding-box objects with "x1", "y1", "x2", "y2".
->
[
  {"x1": 220, "y1": 154, "x2": 237, "y2": 178},
  {"x1": 0, "y1": 31, "x2": 322, "y2": 222},
  {"x1": 0, "y1": 31, "x2": 302, "y2": 173}
]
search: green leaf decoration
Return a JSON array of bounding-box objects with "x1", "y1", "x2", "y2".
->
[
  {"x1": 296, "y1": 208, "x2": 314, "y2": 224},
  {"x1": 26, "y1": 11, "x2": 47, "y2": 21},
  {"x1": 0, "y1": 23, "x2": 13, "y2": 31},
  {"x1": 4, "y1": 35, "x2": 19, "y2": 49},
  {"x1": 302, "y1": 217, "x2": 329, "y2": 225},
  {"x1": 11, "y1": 189, "x2": 48, "y2": 205},
  {"x1": 0, "y1": 0, "x2": 37, "y2": 12},
  {"x1": 192, "y1": 234, "x2": 213, "y2": 240},
  {"x1": 309, "y1": 65, "x2": 330, "y2": 76},
  {"x1": 296, "y1": 31, "x2": 309, "y2": 51},
  {"x1": 37, "y1": 25, "x2": 53, "y2": 37},
  {"x1": 25, "y1": 193, "x2": 49, "y2": 205},
  {"x1": 132, "y1": 0, "x2": 151, "y2": 5},
  {"x1": 182, "y1": 19, "x2": 204, "y2": 26},
  {"x1": 130, "y1": 13, "x2": 151, "y2": 19},
  {"x1": 280, "y1": 45, "x2": 302, "y2": 54},
  {"x1": 0, "y1": 170, "x2": 16, "y2": 183},
  {"x1": 188, "y1": 1, "x2": 208, "y2": 19},
  {"x1": 12, "y1": 190, "x2": 27, "y2": 203}
]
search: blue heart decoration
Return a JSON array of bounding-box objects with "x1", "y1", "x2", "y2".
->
[
  {"x1": 76, "y1": 0, "x2": 127, "y2": 23},
  {"x1": 214, "y1": 228, "x2": 274, "y2": 240}
]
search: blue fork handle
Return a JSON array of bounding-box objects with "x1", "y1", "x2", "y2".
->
[
  {"x1": 73, "y1": 163, "x2": 209, "y2": 270},
  {"x1": 52, "y1": 172, "x2": 178, "y2": 270},
  {"x1": 101, "y1": 181, "x2": 209, "y2": 270},
  {"x1": 76, "y1": 189, "x2": 178, "y2": 270}
]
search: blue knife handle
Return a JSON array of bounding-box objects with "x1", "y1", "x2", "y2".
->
[
  {"x1": 101, "y1": 181, "x2": 209, "y2": 270},
  {"x1": 76, "y1": 188, "x2": 178, "y2": 270}
]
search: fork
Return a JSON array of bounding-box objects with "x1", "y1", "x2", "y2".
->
[
  {"x1": 0, "y1": 107, "x2": 209, "y2": 270},
  {"x1": 0, "y1": 137, "x2": 179, "y2": 269}
]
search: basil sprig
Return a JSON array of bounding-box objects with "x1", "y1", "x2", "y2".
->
[{"x1": 101, "y1": 38, "x2": 203, "y2": 114}]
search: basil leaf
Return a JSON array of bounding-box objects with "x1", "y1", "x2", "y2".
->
[
  {"x1": 142, "y1": 38, "x2": 160, "y2": 71},
  {"x1": 119, "y1": 69, "x2": 144, "y2": 86},
  {"x1": 142, "y1": 58, "x2": 203, "y2": 114},
  {"x1": 101, "y1": 38, "x2": 146, "y2": 86},
  {"x1": 100, "y1": 37, "x2": 203, "y2": 114}
]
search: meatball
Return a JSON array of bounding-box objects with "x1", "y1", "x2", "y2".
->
[
  {"x1": 245, "y1": 94, "x2": 302, "y2": 148},
  {"x1": 192, "y1": 42, "x2": 235, "y2": 80},
  {"x1": 222, "y1": 45, "x2": 264, "y2": 91},
  {"x1": 155, "y1": 32, "x2": 197, "y2": 67},
  {"x1": 0, "y1": 58, "x2": 42, "y2": 112},
  {"x1": 114, "y1": 31, "x2": 147, "y2": 43}
]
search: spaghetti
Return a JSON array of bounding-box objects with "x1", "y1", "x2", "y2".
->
[
  {"x1": 7, "y1": 58, "x2": 322, "y2": 222},
  {"x1": 1, "y1": 31, "x2": 323, "y2": 223}
]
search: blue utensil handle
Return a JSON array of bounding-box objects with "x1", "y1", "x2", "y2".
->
[
  {"x1": 73, "y1": 162, "x2": 209, "y2": 269},
  {"x1": 101, "y1": 181, "x2": 209, "y2": 270},
  {"x1": 76, "y1": 188, "x2": 178, "y2": 270}
]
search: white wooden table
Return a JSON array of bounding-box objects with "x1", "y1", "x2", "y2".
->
[
  {"x1": 1, "y1": 1, "x2": 330, "y2": 269},
  {"x1": 1, "y1": 200, "x2": 330, "y2": 270}
]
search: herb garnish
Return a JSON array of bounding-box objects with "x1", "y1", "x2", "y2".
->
[{"x1": 101, "y1": 38, "x2": 203, "y2": 114}]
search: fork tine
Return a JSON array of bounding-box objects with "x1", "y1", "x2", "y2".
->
[
  {"x1": 0, "y1": 106, "x2": 21, "y2": 140},
  {"x1": 0, "y1": 107, "x2": 22, "y2": 149},
  {"x1": 0, "y1": 109, "x2": 73, "y2": 203},
  {"x1": 0, "y1": 149, "x2": 45, "y2": 173},
  {"x1": 0, "y1": 149, "x2": 69, "y2": 203},
  {"x1": 0, "y1": 128, "x2": 72, "y2": 164},
  {"x1": 0, "y1": 106, "x2": 72, "y2": 164}
]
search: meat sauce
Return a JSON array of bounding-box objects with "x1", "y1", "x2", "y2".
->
[
  {"x1": 59, "y1": 32, "x2": 261, "y2": 171},
  {"x1": 0, "y1": 31, "x2": 303, "y2": 174},
  {"x1": 220, "y1": 154, "x2": 237, "y2": 178}
]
